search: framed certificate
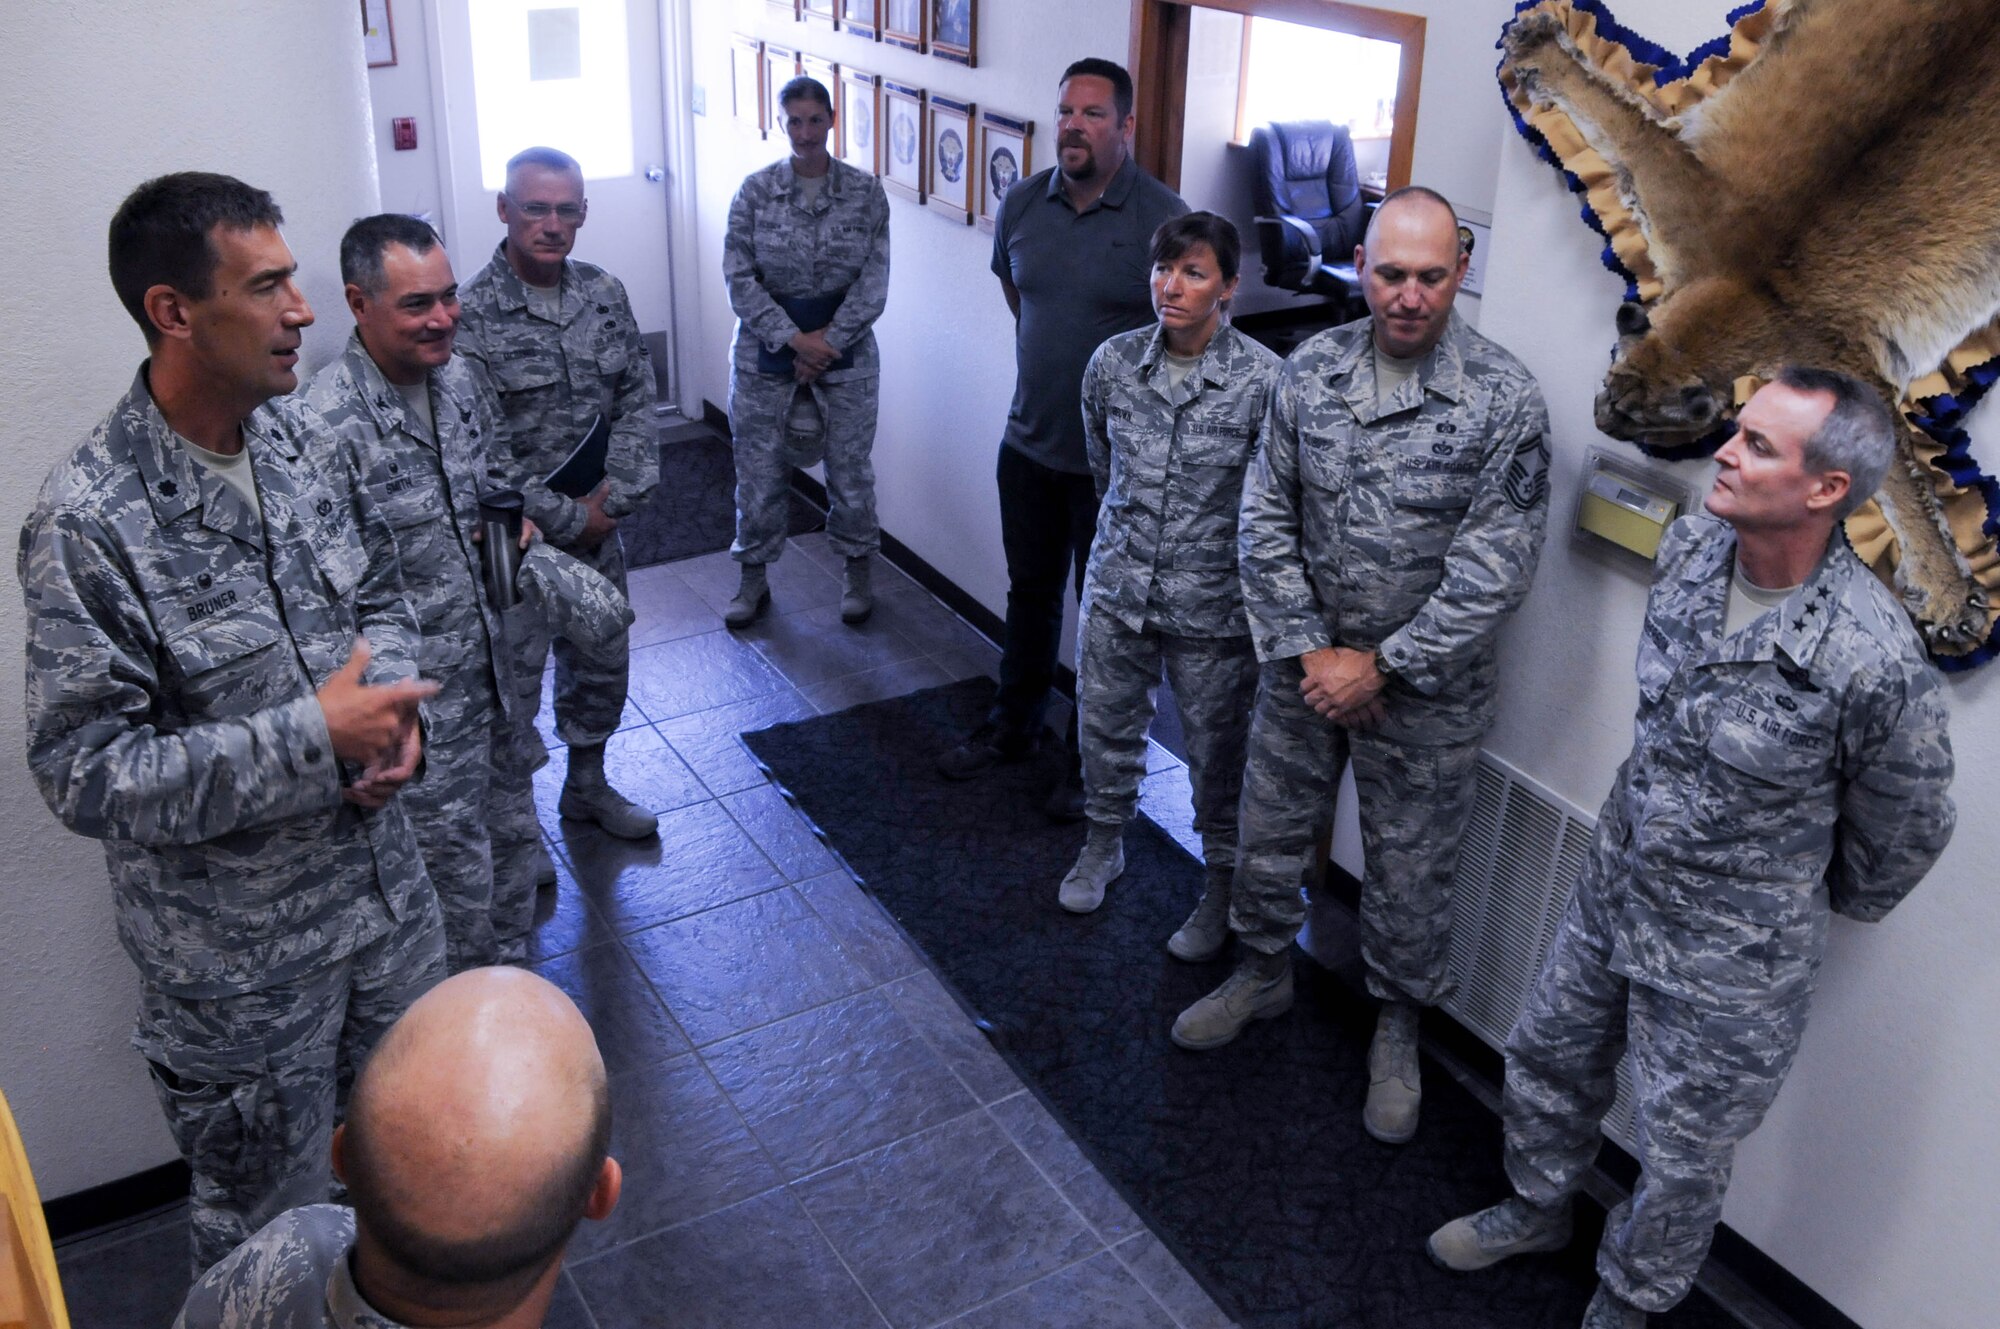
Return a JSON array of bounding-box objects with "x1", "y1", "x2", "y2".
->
[
  {"x1": 838, "y1": 66, "x2": 882, "y2": 174},
  {"x1": 731, "y1": 35, "x2": 767, "y2": 132},
  {"x1": 883, "y1": 0, "x2": 925, "y2": 53},
  {"x1": 931, "y1": 0, "x2": 975, "y2": 66},
  {"x1": 764, "y1": 44, "x2": 802, "y2": 140},
  {"x1": 977, "y1": 109, "x2": 1032, "y2": 233},
  {"x1": 926, "y1": 94, "x2": 976, "y2": 224},
  {"x1": 882, "y1": 80, "x2": 926, "y2": 203}
]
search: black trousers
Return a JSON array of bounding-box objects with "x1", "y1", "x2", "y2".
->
[{"x1": 992, "y1": 443, "x2": 1100, "y2": 741}]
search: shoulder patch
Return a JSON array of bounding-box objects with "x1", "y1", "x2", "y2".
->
[{"x1": 1502, "y1": 432, "x2": 1551, "y2": 512}]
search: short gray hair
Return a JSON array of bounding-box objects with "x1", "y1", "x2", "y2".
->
[
  {"x1": 505, "y1": 146, "x2": 582, "y2": 188},
  {"x1": 1773, "y1": 365, "x2": 1899, "y2": 520}
]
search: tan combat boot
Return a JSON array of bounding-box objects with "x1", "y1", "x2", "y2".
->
[
  {"x1": 724, "y1": 563, "x2": 770, "y2": 629},
  {"x1": 1058, "y1": 821, "x2": 1125, "y2": 913},
  {"x1": 840, "y1": 556, "x2": 874, "y2": 624},
  {"x1": 1426, "y1": 1196, "x2": 1573, "y2": 1272},
  {"x1": 1170, "y1": 948, "x2": 1293, "y2": 1050},
  {"x1": 558, "y1": 743, "x2": 659, "y2": 840},
  {"x1": 1167, "y1": 837, "x2": 1236, "y2": 961},
  {"x1": 1363, "y1": 1000, "x2": 1422, "y2": 1143}
]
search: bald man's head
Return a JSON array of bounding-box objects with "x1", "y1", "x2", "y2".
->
[
  {"x1": 1355, "y1": 185, "x2": 1469, "y2": 360},
  {"x1": 340, "y1": 969, "x2": 612, "y2": 1304}
]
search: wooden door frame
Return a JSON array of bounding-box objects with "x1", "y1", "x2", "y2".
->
[{"x1": 1127, "y1": 0, "x2": 1425, "y2": 194}]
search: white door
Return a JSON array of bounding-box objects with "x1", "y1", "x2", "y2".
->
[{"x1": 432, "y1": 0, "x2": 677, "y2": 390}]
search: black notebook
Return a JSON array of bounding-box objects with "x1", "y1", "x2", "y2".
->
[
  {"x1": 756, "y1": 291, "x2": 858, "y2": 376},
  {"x1": 544, "y1": 414, "x2": 610, "y2": 498}
]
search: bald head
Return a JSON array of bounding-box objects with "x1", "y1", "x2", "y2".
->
[
  {"x1": 342, "y1": 968, "x2": 611, "y2": 1299},
  {"x1": 1355, "y1": 185, "x2": 1468, "y2": 360}
]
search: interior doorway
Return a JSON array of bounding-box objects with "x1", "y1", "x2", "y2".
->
[
  {"x1": 429, "y1": 0, "x2": 688, "y2": 405},
  {"x1": 1126, "y1": 0, "x2": 1425, "y2": 194}
]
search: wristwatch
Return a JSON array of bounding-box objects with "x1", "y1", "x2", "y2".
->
[{"x1": 1372, "y1": 647, "x2": 1397, "y2": 682}]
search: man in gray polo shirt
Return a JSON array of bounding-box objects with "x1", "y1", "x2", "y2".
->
[{"x1": 938, "y1": 56, "x2": 1187, "y2": 820}]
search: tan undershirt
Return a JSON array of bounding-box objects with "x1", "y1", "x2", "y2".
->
[
  {"x1": 1723, "y1": 567, "x2": 1798, "y2": 639},
  {"x1": 1374, "y1": 343, "x2": 1425, "y2": 413},
  {"x1": 183, "y1": 436, "x2": 261, "y2": 521},
  {"x1": 394, "y1": 378, "x2": 433, "y2": 442},
  {"x1": 525, "y1": 278, "x2": 562, "y2": 321}
]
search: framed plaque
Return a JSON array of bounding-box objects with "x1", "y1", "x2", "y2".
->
[
  {"x1": 926, "y1": 94, "x2": 976, "y2": 224},
  {"x1": 977, "y1": 109, "x2": 1032, "y2": 232},
  {"x1": 882, "y1": 80, "x2": 926, "y2": 202}
]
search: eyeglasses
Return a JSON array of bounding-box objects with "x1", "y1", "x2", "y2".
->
[{"x1": 505, "y1": 196, "x2": 586, "y2": 223}]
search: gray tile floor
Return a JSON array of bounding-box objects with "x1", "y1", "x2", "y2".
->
[{"x1": 54, "y1": 530, "x2": 1230, "y2": 1329}]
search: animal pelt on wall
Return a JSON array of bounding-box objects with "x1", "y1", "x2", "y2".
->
[{"x1": 1497, "y1": 0, "x2": 2000, "y2": 666}]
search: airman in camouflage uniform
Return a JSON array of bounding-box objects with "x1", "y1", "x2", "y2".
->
[
  {"x1": 723, "y1": 75, "x2": 890, "y2": 626},
  {"x1": 456, "y1": 146, "x2": 659, "y2": 841},
  {"x1": 1173, "y1": 192, "x2": 1550, "y2": 1149},
  {"x1": 1063, "y1": 214, "x2": 1279, "y2": 920},
  {"x1": 176, "y1": 967, "x2": 618, "y2": 1328},
  {"x1": 308, "y1": 219, "x2": 528, "y2": 971},
  {"x1": 1430, "y1": 371, "x2": 1955, "y2": 1327},
  {"x1": 308, "y1": 218, "x2": 633, "y2": 967},
  {"x1": 19, "y1": 175, "x2": 446, "y2": 1276}
]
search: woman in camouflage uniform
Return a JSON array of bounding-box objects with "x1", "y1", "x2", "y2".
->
[
  {"x1": 1061, "y1": 213, "x2": 1280, "y2": 942},
  {"x1": 722, "y1": 76, "x2": 891, "y2": 627}
]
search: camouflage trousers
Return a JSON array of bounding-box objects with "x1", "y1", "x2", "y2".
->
[
  {"x1": 729, "y1": 370, "x2": 880, "y2": 565},
  {"x1": 132, "y1": 896, "x2": 445, "y2": 1278},
  {"x1": 533, "y1": 533, "x2": 634, "y2": 749},
  {"x1": 490, "y1": 544, "x2": 636, "y2": 958},
  {"x1": 1076, "y1": 605, "x2": 1256, "y2": 856},
  {"x1": 406, "y1": 661, "x2": 508, "y2": 971},
  {"x1": 1501, "y1": 867, "x2": 1809, "y2": 1312},
  {"x1": 1231, "y1": 657, "x2": 1480, "y2": 1004}
]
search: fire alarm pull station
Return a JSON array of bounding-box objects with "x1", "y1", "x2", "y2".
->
[{"x1": 392, "y1": 118, "x2": 418, "y2": 151}]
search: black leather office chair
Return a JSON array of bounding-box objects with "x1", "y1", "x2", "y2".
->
[{"x1": 1249, "y1": 120, "x2": 1369, "y2": 313}]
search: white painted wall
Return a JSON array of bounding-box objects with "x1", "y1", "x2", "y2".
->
[
  {"x1": 367, "y1": 4, "x2": 451, "y2": 230},
  {"x1": 1475, "y1": 4, "x2": 2000, "y2": 1325},
  {"x1": 0, "y1": 2, "x2": 380, "y2": 1198}
]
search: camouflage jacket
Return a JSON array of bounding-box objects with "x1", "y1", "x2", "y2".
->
[
  {"x1": 174, "y1": 1204, "x2": 391, "y2": 1328},
  {"x1": 1239, "y1": 311, "x2": 1550, "y2": 743},
  {"x1": 456, "y1": 245, "x2": 659, "y2": 545},
  {"x1": 18, "y1": 368, "x2": 430, "y2": 998},
  {"x1": 306, "y1": 335, "x2": 512, "y2": 718},
  {"x1": 1080, "y1": 322, "x2": 1281, "y2": 637},
  {"x1": 724, "y1": 156, "x2": 891, "y2": 383},
  {"x1": 1593, "y1": 514, "x2": 1955, "y2": 1008}
]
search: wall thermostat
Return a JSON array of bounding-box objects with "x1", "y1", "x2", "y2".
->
[{"x1": 1573, "y1": 449, "x2": 1689, "y2": 561}]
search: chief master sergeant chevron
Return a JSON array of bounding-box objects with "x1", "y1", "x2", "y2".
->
[
  {"x1": 16, "y1": 173, "x2": 447, "y2": 1277},
  {"x1": 1171, "y1": 188, "x2": 1552, "y2": 1156},
  {"x1": 1429, "y1": 367, "x2": 1955, "y2": 1329}
]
